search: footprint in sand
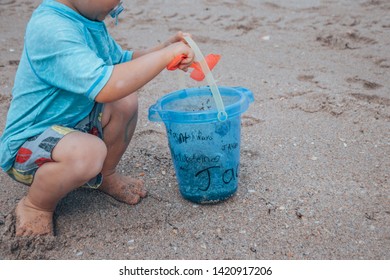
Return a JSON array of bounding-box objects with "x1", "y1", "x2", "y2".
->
[
  {"x1": 0, "y1": 212, "x2": 56, "y2": 259},
  {"x1": 223, "y1": 17, "x2": 261, "y2": 35},
  {"x1": 349, "y1": 93, "x2": 390, "y2": 106},
  {"x1": 241, "y1": 115, "x2": 263, "y2": 127},
  {"x1": 297, "y1": 74, "x2": 327, "y2": 89},
  {"x1": 375, "y1": 58, "x2": 390, "y2": 69},
  {"x1": 316, "y1": 30, "x2": 377, "y2": 50},
  {"x1": 0, "y1": 0, "x2": 16, "y2": 5},
  {"x1": 346, "y1": 76, "x2": 383, "y2": 90},
  {"x1": 297, "y1": 75, "x2": 315, "y2": 82},
  {"x1": 8, "y1": 60, "x2": 19, "y2": 66}
]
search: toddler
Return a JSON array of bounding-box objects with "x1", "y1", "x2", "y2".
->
[{"x1": 0, "y1": 0, "x2": 194, "y2": 236}]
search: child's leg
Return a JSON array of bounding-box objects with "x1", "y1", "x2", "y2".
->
[
  {"x1": 16, "y1": 132, "x2": 107, "y2": 236},
  {"x1": 99, "y1": 93, "x2": 147, "y2": 204}
]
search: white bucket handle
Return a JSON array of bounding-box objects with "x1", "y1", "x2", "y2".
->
[{"x1": 183, "y1": 36, "x2": 227, "y2": 122}]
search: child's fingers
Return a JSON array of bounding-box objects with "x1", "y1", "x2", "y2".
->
[
  {"x1": 176, "y1": 55, "x2": 194, "y2": 71},
  {"x1": 178, "y1": 60, "x2": 194, "y2": 71},
  {"x1": 181, "y1": 32, "x2": 192, "y2": 39},
  {"x1": 170, "y1": 31, "x2": 185, "y2": 43},
  {"x1": 181, "y1": 53, "x2": 193, "y2": 63},
  {"x1": 168, "y1": 31, "x2": 192, "y2": 45}
]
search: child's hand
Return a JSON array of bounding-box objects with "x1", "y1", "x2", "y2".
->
[
  {"x1": 166, "y1": 41, "x2": 195, "y2": 71},
  {"x1": 164, "y1": 31, "x2": 194, "y2": 71},
  {"x1": 164, "y1": 31, "x2": 192, "y2": 46}
]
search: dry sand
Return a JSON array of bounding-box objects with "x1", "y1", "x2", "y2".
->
[{"x1": 0, "y1": 0, "x2": 389, "y2": 260}]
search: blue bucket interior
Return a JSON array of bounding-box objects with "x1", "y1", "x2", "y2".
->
[{"x1": 149, "y1": 86, "x2": 254, "y2": 123}]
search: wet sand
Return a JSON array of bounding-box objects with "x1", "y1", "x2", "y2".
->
[{"x1": 0, "y1": 0, "x2": 389, "y2": 259}]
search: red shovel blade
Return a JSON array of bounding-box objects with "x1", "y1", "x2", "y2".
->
[{"x1": 190, "y1": 54, "x2": 221, "y2": 81}]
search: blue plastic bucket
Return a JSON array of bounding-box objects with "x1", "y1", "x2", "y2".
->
[{"x1": 149, "y1": 86, "x2": 254, "y2": 203}]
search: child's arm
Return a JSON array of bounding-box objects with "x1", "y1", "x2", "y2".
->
[{"x1": 96, "y1": 40, "x2": 193, "y2": 103}]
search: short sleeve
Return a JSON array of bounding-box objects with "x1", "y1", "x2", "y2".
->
[
  {"x1": 108, "y1": 35, "x2": 134, "y2": 64},
  {"x1": 25, "y1": 17, "x2": 112, "y2": 101}
]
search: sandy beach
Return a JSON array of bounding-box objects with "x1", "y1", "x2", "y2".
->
[{"x1": 0, "y1": 0, "x2": 389, "y2": 260}]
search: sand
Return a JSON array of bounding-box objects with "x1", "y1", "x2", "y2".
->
[{"x1": 0, "y1": 0, "x2": 389, "y2": 260}]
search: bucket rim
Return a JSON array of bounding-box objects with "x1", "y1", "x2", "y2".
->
[{"x1": 148, "y1": 86, "x2": 254, "y2": 124}]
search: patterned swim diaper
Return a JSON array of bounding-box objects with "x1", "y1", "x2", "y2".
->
[{"x1": 7, "y1": 103, "x2": 104, "y2": 188}]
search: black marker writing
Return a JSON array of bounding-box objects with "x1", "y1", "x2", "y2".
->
[{"x1": 195, "y1": 166, "x2": 220, "y2": 191}]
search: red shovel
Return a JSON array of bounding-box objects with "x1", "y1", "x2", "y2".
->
[{"x1": 167, "y1": 54, "x2": 221, "y2": 81}]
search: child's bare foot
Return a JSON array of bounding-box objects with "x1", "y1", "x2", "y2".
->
[
  {"x1": 99, "y1": 173, "x2": 147, "y2": 205},
  {"x1": 15, "y1": 197, "x2": 54, "y2": 237}
]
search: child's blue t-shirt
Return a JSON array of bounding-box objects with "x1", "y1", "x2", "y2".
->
[{"x1": 0, "y1": 0, "x2": 133, "y2": 171}]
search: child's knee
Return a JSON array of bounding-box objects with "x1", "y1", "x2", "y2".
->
[
  {"x1": 102, "y1": 94, "x2": 139, "y2": 128},
  {"x1": 67, "y1": 137, "x2": 107, "y2": 178},
  {"x1": 82, "y1": 139, "x2": 107, "y2": 167},
  {"x1": 118, "y1": 94, "x2": 139, "y2": 119}
]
